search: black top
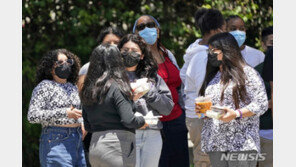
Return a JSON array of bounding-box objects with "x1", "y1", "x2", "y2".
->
[
  {"x1": 82, "y1": 82, "x2": 145, "y2": 133},
  {"x1": 255, "y1": 47, "x2": 273, "y2": 130},
  {"x1": 262, "y1": 47, "x2": 273, "y2": 82}
]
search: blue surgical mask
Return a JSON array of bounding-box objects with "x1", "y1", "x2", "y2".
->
[
  {"x1": 229, "y1": 30, "x2": 246, "y2": 47},
  {"x1": 139, "y1": 27, "x2": 157, "y2": 45}
]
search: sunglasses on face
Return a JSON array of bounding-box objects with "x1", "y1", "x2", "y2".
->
[
  {"x1": 136, "y1": 22, "x2": 156, "y2": 31},
  {"x1": 55, "y1": 59, "x2": 74, "y2": 66}
]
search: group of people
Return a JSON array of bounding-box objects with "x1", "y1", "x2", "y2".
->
[{"x1": 27, "y1": 7, "x2": 273, "y2": 167}]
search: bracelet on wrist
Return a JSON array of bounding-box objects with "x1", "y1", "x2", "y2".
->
[
  {"x1": 235, "y1": 109, "x2": 243, "y2": 119},
  {"x1": 234, "y1": 110, "x2": 240, "y2": 118}
]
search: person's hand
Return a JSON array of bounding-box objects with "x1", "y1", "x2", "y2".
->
[
  {"x1": 219, "y1": 107, "x2": 236, "y2": 122},
  {"x1": 133, "y1": 92, "x2": 145, "y2": 101},
  {"x1": 81, "y1": 123, "x2": 88, "y2": 141},
  {"x1": 195, "y1": 105, "x2": 201, "y2": 113},
  {"x1": 139, "y1": 122, "x2": 149, "y2": 130},
  {"x1": 195, "y1": 105, "x2": 208, "y2": 119},
  {"x1": 66, "y1": 106, "x2": 82, "y2": 120}
]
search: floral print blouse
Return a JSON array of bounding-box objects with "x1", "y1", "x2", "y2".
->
[
  {"x1": 201, "y1": 65, "x2": 268, "y2": 153},
  {"x1": 27, "y1": 80, "x2": 81, "y2": 127}
]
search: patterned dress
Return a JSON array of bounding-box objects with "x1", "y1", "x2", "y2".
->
[
  {"x1": 201, "y1": 66, "x2": 268, "y2": 153},
  {"x1": 27, "y1": 79, "x2": 81, "y2": 127}
]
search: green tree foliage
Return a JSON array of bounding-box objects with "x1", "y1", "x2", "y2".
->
[{"x1": 22, "y1": 0, "x2": 272, "y2": 166}]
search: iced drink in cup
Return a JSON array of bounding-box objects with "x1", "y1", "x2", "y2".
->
[{"x1": 195, "y1": 96, "x2": 212, "y2": 114}]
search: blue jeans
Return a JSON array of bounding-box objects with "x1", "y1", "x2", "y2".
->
[
  {"x1": 39, "y1": 126, "x2": 87, "y2": 167},
  {"x1": 136, "y1": 129, "x2": 162, "y2": 167}
]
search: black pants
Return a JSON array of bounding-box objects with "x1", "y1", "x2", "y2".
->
[
  {"x1": 159, "y1": 111, "x2": 190, "y2": 167},
  {"x1": 83, "y1": 132, "x2": 92, "y2": 167}
]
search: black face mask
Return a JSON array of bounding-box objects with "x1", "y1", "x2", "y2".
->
[
  {"x1": 208, "y1": 53, "x2": 222, "y2": 67},
  {"x1": 122, "y1": 51, "x2": 141, "y2": 67},
  {"x1": 55, "y1": 63, "x2": 72, "y2": 79}
]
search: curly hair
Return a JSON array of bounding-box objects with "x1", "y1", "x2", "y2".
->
[
  {"x1": 80, "y1": 44, "x2": 132, "y2": 105},
  {"x1": 117, "y1": 34, "x2": 158, "y2": 82},
  {"x1": 35, "y1": 49, "x2": 81, "y2": 85}
]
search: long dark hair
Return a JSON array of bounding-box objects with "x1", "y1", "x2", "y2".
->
[
  {"x1": 117, "y1": 34, "x2": 158, "y2": 81},
  {"x1": 97, "y1": 27, "x2": 124, "y2": 44},
  {"x1": 200, "y1": 32, "x2": 247, "y2": 109},
  {"x1": 35, "y1": 49, "x2": 81, "y2": 85},
  {"x1": 80, "y1": 44, "x2": 132, "y2": 105}
]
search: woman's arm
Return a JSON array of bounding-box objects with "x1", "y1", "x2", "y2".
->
[
  {"x1": 27, "y1": 81, "x2": 76, "y2": 125},
  {"x1": 219, "y1": 107, "x2": 257, "y2": 122},
  {"x1": 219, "y1": 67, "x2": 268, "y2": 122},
  {"x1": 243, "y1": 67, "x2": 269, "y2": 116},
  {"x1": 77, "y1": 75, "x2": 86, "y2": 92},
  {"x1": 113, "y1": 86, "x2": 146, "y2": 129},
  {"x1": 143, "y1": 75, "x2": 174, "y2": 116}
]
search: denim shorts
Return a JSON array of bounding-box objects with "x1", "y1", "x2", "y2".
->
[{"x1": 39, "y1": 126, "x2": 87, "y2": 167}]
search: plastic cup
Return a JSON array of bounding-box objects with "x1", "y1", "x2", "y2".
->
[{"x1": 195, "y1": 96, "x2": 212, "y2": 113}]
